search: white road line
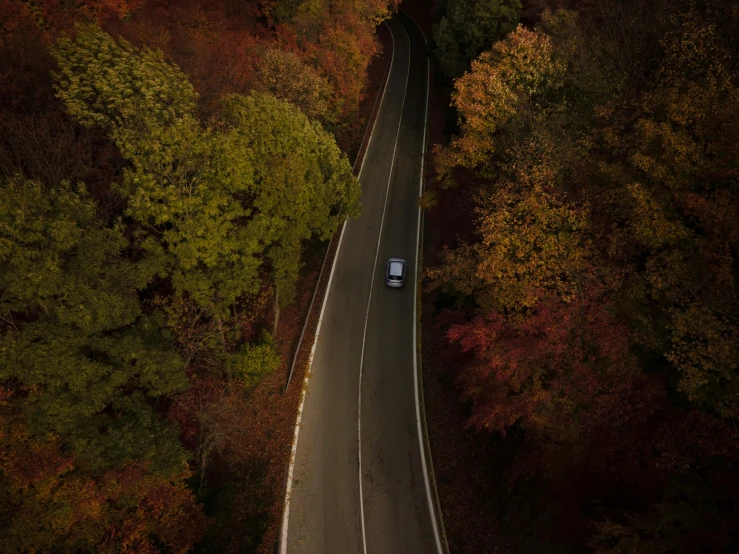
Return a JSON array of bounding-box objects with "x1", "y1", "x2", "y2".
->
[
  {"x1": 285, "y1": 20, "x2": 395, "y2": 390},
  {"x1": 279, "y1": 20, "x2": 396, "y2": 554},
  {"x1": 278, "y1": 191, "x2": 348, "y2": 554},
  {"x1": 356, "y1": 20, "x2": 395, "y2": 184},
  {"x1": 357, "y1": 18, "x2": 409, "y2": 554},
  {"x1": 353, "y1": 21, "x2": 394, "y2": 174},
  {"x1": 406, "y1": 12, "x2": 445, "y2": 554}
]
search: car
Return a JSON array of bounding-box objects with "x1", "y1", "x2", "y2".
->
[{"x1": 385, "y1": 257, "x2": 407, "y2": 288}]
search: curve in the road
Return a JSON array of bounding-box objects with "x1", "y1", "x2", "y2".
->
[
  {"x1": 356, "y1": 21, "x2": 409, "y2": 554},
  {"x1": 404, "y1": 11, "x2": 446, "y2": 554},
  {"x1": 278, "y1": 20, "x2": 397, "y2": 553},
  {"x1": 281, "y1": 15, "x2": 439, "y2": 554}
]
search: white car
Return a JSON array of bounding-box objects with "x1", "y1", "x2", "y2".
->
[{"x1": 385, "y1": 258, "x2": 407, "y2": 288}]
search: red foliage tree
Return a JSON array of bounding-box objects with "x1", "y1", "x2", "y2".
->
[
  {"x1": 0, "y1": 389, "x2": 209, "y2": 553},
  {"x1": 447, "y1": 285, "x2": 645, "y2": 448}
]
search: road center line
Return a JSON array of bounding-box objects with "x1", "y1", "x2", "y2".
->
[
  {"x1": 279, "y1": 20, "x2": 395, "y2": 554},
  {"x1": 357, "y1": 18, "x2": 410, "y2": 554},
  {"x1": 285, "y1": 19, "x2": 394, "y2": 391}
]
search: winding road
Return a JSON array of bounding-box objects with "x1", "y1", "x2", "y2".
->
[{"x1": 281, "y1": 14, "x2": 441, "y2": 554}]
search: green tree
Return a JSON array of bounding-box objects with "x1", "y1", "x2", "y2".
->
[
  {"x1": 253, "y1": 47, "x2": 337, "y2": 125},
  {"x1": 434, "y1": 0, "x2": 522, "y2": 80},
  {"x1": 0, "y1": 176, "x2": 188, "y2": 475},
  {"x1": 221, "y1": 92, "x2": 360, "y2": 334},
  {"x1": 52, "y1": 23, "x2": 360, "y2": 369},
  {"x1": 52, "y1": 25, "x2": 261, "y2": 321},
  {"x1": 233, "y1": 331, "x2": 281, "y2": 388}
]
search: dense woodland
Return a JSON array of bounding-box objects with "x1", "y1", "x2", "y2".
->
[
  {"x1": 2, "y1": 0, "x2": 738, "y2": 552},
  {"x1": 428, "y1": 0, "x2": 739, "y2": 551},
  {"x1": 0, "y1": 0, "x2": 395, "y2": 551}
]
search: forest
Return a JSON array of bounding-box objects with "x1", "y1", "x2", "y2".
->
[
  {"x1": 0, "y1": 0, "x2": 393, "y2": 551},
  {"x1": 1, "y1": 0, "x2": 738, "y2": 552},
  {"x1": 425, "y1": 0, "x2": 739, "y2": 551}
]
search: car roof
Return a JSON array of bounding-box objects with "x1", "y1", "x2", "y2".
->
[{"x1": 388, "y1": 261, "x2": 405, "y2": 275}]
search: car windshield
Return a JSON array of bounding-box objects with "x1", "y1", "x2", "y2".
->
[{"x1": 389, "y1": 262, "x2": 404, "y2": 279}]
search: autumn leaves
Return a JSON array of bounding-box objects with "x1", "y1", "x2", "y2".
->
[
  {"x1": 1, "y1": 16, "x2": 362, "y2": 552},
  {"x1": 429, "y1": 2, "x2": 738, "y2": 549}
]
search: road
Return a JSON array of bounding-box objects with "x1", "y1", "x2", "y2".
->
[{"x1": 281, "y1": 13, "x2": 440, "y2": 554}]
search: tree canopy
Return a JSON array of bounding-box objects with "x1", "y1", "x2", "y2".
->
[
  {"x1": 1, "y1": 7, "x2": 365, "y2": 549},
  {"x1": 433, "y1": 0, "x2": 522, "y2": 80},
  {"x1": 430, "y1": 1, "x2": 739, "y2": 550},
  {"x1": 52, "y1": 24, "x2": 359, "y2": 319}
]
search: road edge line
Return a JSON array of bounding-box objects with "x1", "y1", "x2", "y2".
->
[
  {"x1": 278, "y1": 19, "x2": 395, "y2": 554},
  {"x1": 352, "y1": 21, "x2": 394, "y2": 175},
  {"x1": 403, "y1": 11, "x2": 450, "y2": 554},
  {"x1": 285, "y1": 20, "x2": 394, "y2": 391}
]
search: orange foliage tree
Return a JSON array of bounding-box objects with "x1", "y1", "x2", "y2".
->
[
  {"x1": 0, "y1": 389, "x2": 207, "y2": 553},
  {"x1": 431, "y1": 2, "x2": 739, "y2": 548}
]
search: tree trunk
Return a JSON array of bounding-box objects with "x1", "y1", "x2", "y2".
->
[
  {"x1": 215, "y1": 313, "x2": 232, "y2": 387},
  {"x1": 197, "y1": 440, "x2": 208, "y2": 494},
  {"x1": 272, "y1": 287, "x2": 280, "y2": 337}
]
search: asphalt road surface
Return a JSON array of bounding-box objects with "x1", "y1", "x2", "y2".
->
[{"x1": 281, "y1": 14, "x2": 440, "y2": 554}]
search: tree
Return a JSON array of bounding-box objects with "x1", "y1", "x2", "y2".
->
[
  {"x1": 431, "y1": 131, "x2": 594, "y2": 311},
  {"x1": 447, "y1": 287, "x2": 643, "y2": 449},
  {"x1": 232, "y1": 331, "x2": 281, "y2": 387},
  {"x1": 253, "y1": 47, "x2": 337, "y2": 125},
  {"x1": 0, "y1": 176, "x2": 188, "y2": 474},
  {"x1": 290, "y1": 0, "x2": 391, "y2": 126},
  {"x1": 429, "y1": 2, "x2": 739, "y2": 549},
  {"x1": 221, "y1": 92, "x2": 360, "y2": 334},
  {"x1": 0, "y1": 0, "x2": 58, "y2": 111},
  {"x1": 0, "y1": 1, "x2": 399, "y2": 550},
  {"x1": 590, "y1": 469, "x2": 739, "y2": 554},
  {"x1": 434, "y1": 0, "x2": 522, "y2": 80},
  {"x1": 52, "y1": 23, "x2": 360, "y2": 368},
  {"x1": 0, "y1": 392, "x2": 208, "y2": 553},
  {"x1": 434, "y1": 24, "x2": 564, "y2": 184},
  {"x1": 626, "y1": 14, "x2": 739, "y2": 420}
]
